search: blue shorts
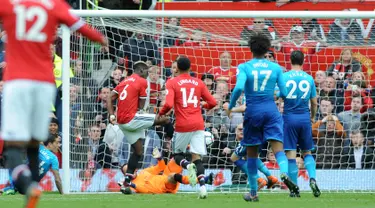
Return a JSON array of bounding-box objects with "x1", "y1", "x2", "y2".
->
[
  {"x1": 241, "y1": 109, "x2": 283, "y2": 147},
  {"x1": 283, "y1": 114, "x2": 314, "y2": 151},
  {"x1": 234, "y1": 143, "x2": 246, "y2": 158}
]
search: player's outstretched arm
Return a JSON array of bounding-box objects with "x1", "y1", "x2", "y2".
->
[
  {"x1": 107, "y1": 91, "x2": 119, "y2": 124},
  {"x1": 276, "y1": 67, "x2": 287, "y2": 99},
  {"x1": 159, "y1": 82, "x2": 175, "y2": 116},
  {"x1": 57, "y1": 1, "x2": 107, "y2": 45},
  {"x1": 228, "y1": 66, "x2": 246, "y2": 110},
  {"x1": 201, "y1": 83, "x2": 217, "y2": 110},
  {"x1": 52, "y1": 170, "x2": 63, "y2": 194},
  {"x1": 310, "y1": 98, "x2": 318, "y2": 123}
]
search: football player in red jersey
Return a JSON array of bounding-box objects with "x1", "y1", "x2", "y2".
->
[
  {"x1": 159, "y1": 57, "x2": 217, "y2": 199},
  {"x1": 0, "y1": 0, "x2": 107, "y2": 207},
  {"x1": 107, "y1": 61, "x2": 170, "y2": 189}
]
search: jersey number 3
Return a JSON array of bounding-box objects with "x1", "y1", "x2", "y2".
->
[
  {"x1": 181, "y1": 88, "x2": 198, "y2": 108},
  {"x1": 14, "y1": 5, "x2": 47, "y2": 42}
]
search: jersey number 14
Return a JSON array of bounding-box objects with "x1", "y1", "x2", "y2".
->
[
  {"x1": 14, "y1": 5, "x2": 47, "y2": 42},
  {"x1": 181, "y1": 88, "x2": 198, "y2": 108}
]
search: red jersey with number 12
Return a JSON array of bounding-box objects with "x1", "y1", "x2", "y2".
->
[
  {"x1": 0, "y1": 0, "x2": 104, "y2": 83},
  {"x1": 159, "y1": 73, "x2": 217, "y2": 132},
  {"x1": 114, "y1": 74, "x2": 148, "y2": 124}
]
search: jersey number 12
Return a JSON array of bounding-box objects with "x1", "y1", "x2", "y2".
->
[
  {"x1": 14, "y1": 5, "x2": 47, "y2": 42},
  {"x1": 181, "y1": 88, "x2": 198, "y2": 108}
]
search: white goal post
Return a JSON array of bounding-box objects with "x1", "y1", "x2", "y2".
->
[{"x1": 60, "y1": 10, "x2": 375, "y2": 194}]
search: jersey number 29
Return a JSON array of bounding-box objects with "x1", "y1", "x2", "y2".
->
[
  {"x1": 286, "y1": 80, "x2": 310, "y2": 99},
  {"x1": 14, "y1": 5, "x2": 47, "y2": 42}
]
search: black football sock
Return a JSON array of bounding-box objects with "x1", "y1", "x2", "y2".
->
[
  {"x1": 126, "y1": 153, "x2": 141, "y2": 175},
  {"x1": 174, "y1": 154, "x2": 189, "y2": 169},
  {"x1": 27, "y1": 145, "x2": 40, "y2": 182},
  {"x1": 173, "y1": 173, "x2": 184, "y2": 183},
  {"x1": 4, "y1": 147, "x2": 32, "y2": 195},
  {"x1": 193, "y1": 159, "x2": 205, "y2": 186}
]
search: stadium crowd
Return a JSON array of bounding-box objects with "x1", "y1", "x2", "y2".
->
[{"x1": 1, "y1": 2, "x2": 375, "y2": 187}]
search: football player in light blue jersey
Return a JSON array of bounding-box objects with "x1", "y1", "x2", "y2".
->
[
  {"x1": 283, "y1": 50, "x2": 320, "y2": 198},
  {"x1": 1, "y1": 134, "x2": 63, "y2": 195},
  {"x1": 228, "y1": 34, "x2": 299, "y2": 202}
]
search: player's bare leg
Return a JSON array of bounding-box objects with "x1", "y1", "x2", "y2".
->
[
  {"x1": 25, "y1": 139, "x2": 42, "y2": 208},
  {"x1": 191, "y1": 153, "x2": 207, "y2": 199},
  {"x1": 243, "y1": 146, "x2": 259, "y2": 202},
  {"x1": 173, "y1": 153, "x2": 197, "y2": 187},
  {"x1": 123, "y1": 139, "x2": 143, "y2": 187},
  {"x1": 270, "y1": 141, "x2": 300, "y2": 197}
]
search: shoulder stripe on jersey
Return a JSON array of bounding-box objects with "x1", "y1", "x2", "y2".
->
[
  {"x1": 113, "y1": 90, "x2": 118, "y2": 94},
  {"x1": 70, "y1": 19, "x2": 85, "y2": 32}
]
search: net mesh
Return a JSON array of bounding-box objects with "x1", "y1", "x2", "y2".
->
[{"x1": 58, "y1": 15, "x2": 375, "y2": 193}]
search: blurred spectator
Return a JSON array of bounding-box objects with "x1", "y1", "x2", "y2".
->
[
  {"x1": 215, "y1": 81, "x2": 230, "y2": 102},
  {"x1": 147, "y1": 66, "x2": 165, "y2": 106},
  {"x1": 208, "y1": 51, "x2": 238, "y2": 89},
  {"x1": 118, "y1": 32, "x2": 160, "y2": 70},
  {"x1": 88, "y1": 125, "x2": 112, "y2": 168},
  {"x1": 231, "y1": 123, "x2": 247, "y2": 184},
  {"x1": 273, "y1": 25, "x2": 327, "y2": 72},
  {"x1": 300, "y1": 18, "x2": 327, "y2": 42},
  {"x1": 319, "y1": 76, "x2": 344, "y2": 113},
  {"x1": 201, "y1": 73, "x2": 215, "y2": 94},
  {"x1": 341, "y1": 131, "x2": 375, "y2": 169},
  {"x1": 264, "y1": 150, "x2": 279, "y2": 169},
  {"x1": 313, "y1": 114, "x2": 345, "y2": 138},
  {"x1": 94, "y1": 87, "x2": 111, "y2": 127},
  {"x1": 327, "y1": 18, "x2": 363, "y2": 46},
  {"x1": 0, "y1": 26, "x2": 5, "y2": 79},
  {"x1": 181, "y1": 28, "x2": 206, "y2": 47},
  {"x1": 338, "y1": 96, "x2": 363, "y2": 138},
  {"x1": 162, "y1": 17, "x2": 181, "y2": 47},
  {"x1": 313, "y1": 115, "x2": 346, "y2": 169},
  {"x1": 316, "y1": 98, "x2": 334, "y2": 122},
  {"x1": 314, "y1": 70, "x2": 326, "y2": 96},
  {"x1": 102, "y1": 68, "x2": 123, "y2": 90},
  {"x1": 240, "y1": 18, "x2": 277, "y2": 46},
  {"x1": 326, "y1": 48, "x2": 362, "y2": 88},
  {"x1": 343, "y1": 82, "x2": 373, "y2": 113}
]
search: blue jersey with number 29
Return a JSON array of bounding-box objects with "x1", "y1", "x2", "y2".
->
[{"x1": 283, "y1": 70, "x2": 316, "y2": 115}]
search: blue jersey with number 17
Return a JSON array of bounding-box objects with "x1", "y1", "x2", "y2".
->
[
  {"x1": 283, "y1": 70, "x2": 317, "y2": 115},
  {"x1": 229, "y1": 58, "x2": 286, "y2": 109}
]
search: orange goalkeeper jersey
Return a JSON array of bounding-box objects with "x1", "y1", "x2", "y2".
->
[{"x1": 131, "y1": 159, "x2": 183, "y2": 194}]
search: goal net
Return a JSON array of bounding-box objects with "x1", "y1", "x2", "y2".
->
[{"x1": 54, "y1": 10, "x2": 375, "y2": 194}]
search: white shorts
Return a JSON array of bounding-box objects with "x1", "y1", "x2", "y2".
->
[
  {"x1": 172, "y1": 130, "x2": 207, "y2": 155},
  {"x1": 118, "y1": 113, "x2": 155, "y2": 145},
  {"x1": 1, "y1": 80, "x2": 56, "y2": 142}
]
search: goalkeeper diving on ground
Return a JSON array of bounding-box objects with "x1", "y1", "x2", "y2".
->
[{"x1": 118, "y1": 147, "x2": 223, "y2": 194}]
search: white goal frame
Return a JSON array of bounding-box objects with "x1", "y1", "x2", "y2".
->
[{"x1": 61, "y1": 10, "x2": 375, "y2": 194}]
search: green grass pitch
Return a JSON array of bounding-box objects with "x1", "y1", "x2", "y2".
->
[{"x1": 0, "y1": 193, "x2": 374, "y2": 208}]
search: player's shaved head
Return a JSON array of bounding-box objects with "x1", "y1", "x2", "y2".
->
[
  {"x1": 248, "y1": 34, "x2": 271, "y2": 58},
  {"x1": 177, "y1": 56, "x2": 191, "y2": 72},
  {"x1": 133, "y1": 61, "x2": 149, "y2": 78},
  {"x1": 290, "y1": 50, "x2": 304, "y2": 66}
]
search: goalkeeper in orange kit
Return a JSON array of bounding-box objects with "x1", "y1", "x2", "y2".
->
[{"x1": 119, "y1": 148, "x2": 221, "y2": 194}]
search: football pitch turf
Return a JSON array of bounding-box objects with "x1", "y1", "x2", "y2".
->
[{"x1": 0, "y1": 193, "x2": 375, "y2": 208}]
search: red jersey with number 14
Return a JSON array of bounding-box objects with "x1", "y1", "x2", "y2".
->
[
  {"x1": 114, "y1": 74, "x2": 148, "y2": 124},
  {"x1": 0, "y1": 0, "x2": 104, "y2": 83},
  {"x1": 159, "y1": 73, "x2": 217, "y2": 132}
]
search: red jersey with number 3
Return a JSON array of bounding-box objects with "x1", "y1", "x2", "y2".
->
[
  {"x1": 0, "y1": 0, "x2": 104, "y2": 83},
  {"x1": 159, "y1": 73, "x2": 217, "y2": 132},
  {"x1": 114, "y1": 74, "x2": 148, "y2": 124}
]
